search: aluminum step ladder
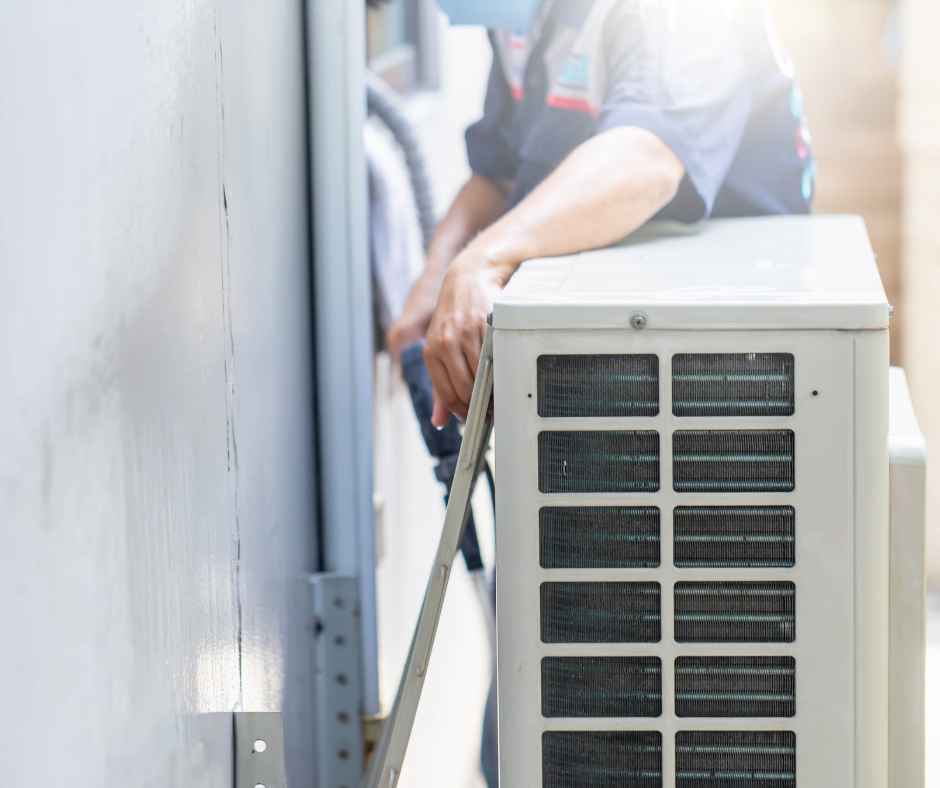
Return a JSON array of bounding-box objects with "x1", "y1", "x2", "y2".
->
[{"x1": 363, "y1": 325, "x2": 495, "y2": 788}]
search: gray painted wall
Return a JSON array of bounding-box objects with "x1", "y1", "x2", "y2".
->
[{"x1": 0, "y1": 2, "x2": 318, "y2": 785}]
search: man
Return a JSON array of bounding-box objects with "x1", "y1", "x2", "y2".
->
[
  {"x1": 386, "y1": 2, "x2": 812, "y2": 784},
  {"x1": 387, "y1": 0, "x2": 814, "y2": 429}
]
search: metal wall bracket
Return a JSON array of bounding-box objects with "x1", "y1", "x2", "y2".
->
[
  {"x1": 234, "y1": 713, "x2": 287, "y2": 788},
  {"x1": 311, "y1": 573, "x2": 365, "y2": 787}
]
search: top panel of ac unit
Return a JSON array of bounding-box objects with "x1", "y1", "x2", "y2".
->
[{"x1": 493, "y1": 215, "x2": 889, "y2": 331}]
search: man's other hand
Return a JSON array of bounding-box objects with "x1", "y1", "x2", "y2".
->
[{"x1": 386, "y1": 270, "x2": 444, "y2": 360}]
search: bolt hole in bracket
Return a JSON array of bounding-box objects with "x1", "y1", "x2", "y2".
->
[
  {"x1": 311, "y1": 573, "x2": 365, "y2": 787},
  {"x1": 234, "y1": 713, "x2": 287, "y2": 788}
]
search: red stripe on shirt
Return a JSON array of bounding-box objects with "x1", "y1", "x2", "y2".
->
[{"x1": 547, "y1": 94, "x2": 597, "y2": 115}]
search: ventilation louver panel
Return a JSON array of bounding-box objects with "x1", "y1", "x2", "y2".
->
[
  {"x1": 539, "y1": 431, "x2": 660, "y2": 493},
  {"x1": 675, "y1": 656, "x2": 796, "y2": 717},
  {"x1": 543, "y1": 731, "x2": 663, "y2": 788},
  {"x1": 541, "y1": 582, "x2": 661, "y2": 643},
  {"x1": 674, "y1": 506, "x2": 796, "y2": 568},
  {"x1": 540, "y1": 507, "x2": 660, "y2": 569},
  {"x1": 676, "y1": 730, "x2": 796, "y2": 788},
  {"x1": 674, "y1": 582, "x2": 795, "y2": 643},
  {"x1": 538, "y1": 354, "x2": 659, "y2": 417},
  {"x1": 673, "y1": 353, "x2": 795, "y2": 417},
  {"x1": 542, "y1": 657, "x2": 662, "y2": 718},
  {"x1": 673, "y1": 430, "x2": 795, "y2": 493}
]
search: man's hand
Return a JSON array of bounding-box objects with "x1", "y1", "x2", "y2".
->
[
  {"x1": 420, "y1": 127, "x2": 684, "y2": 427},
  {"x1": 423, "y1": 249, "x2": 511, "y2": 426},
  {"x1": 386, "y1": 175, "x2": 512, "y2": 361},
  {"x1": 386, "y1": 269, "x2": 444, "y2": 359}
]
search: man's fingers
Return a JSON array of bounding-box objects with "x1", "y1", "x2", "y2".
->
[
  {"x1": 431, "y1": 397, "x2": 449, "y2": 429},
  {"x1": 443, "y1": 339, "x2": 475, "y2": 411},
  {"x1": 426, "y1": 354, "x2": 463, "y2": 426},
  {"x1": 425, "y1": 328, "x2": 475, "y2": 420},
  {"x1": 461, "y1": 321, "x2": 485, "y2": 382},
  {"x1": 425, "y1": 315, "x2": 490, "y2": 423}
]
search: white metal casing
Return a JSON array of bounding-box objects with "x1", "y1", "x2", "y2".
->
[
  {"x1": 888, "y1": 368, "x2": 927, "y2": 788},
  {"x1": 493, "y1": 216, "x2": 891, "y2": 787},
  {"x1": 494, "y1": 215, "x2": 890, "y2": 332}
]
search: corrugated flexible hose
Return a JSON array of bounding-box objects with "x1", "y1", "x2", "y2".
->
[
  {"x1": 366, "y1": 73, "x2": 436, "y2": 252},
  {"x1": 367, "y1": 73, "x2": 496, "y2": 651}
]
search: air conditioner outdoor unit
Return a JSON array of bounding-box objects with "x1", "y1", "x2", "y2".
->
[{"x1": 492, "y1": 215, "x2": 926, "y2": 788}]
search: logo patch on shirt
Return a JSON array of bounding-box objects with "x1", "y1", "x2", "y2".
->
[
  {"x1": 544, "y1": 2, "x2": 611, "y2": 116},
  {"x1": 557, "y1": 53, "x2": 590, "y2": 89},
  {"x1": 548, "y1": 53, "x2": 597, "y2": 114}
]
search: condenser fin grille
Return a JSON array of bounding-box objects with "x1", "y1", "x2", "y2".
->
[
  {"x1": 538, "y1": 355, "x2": 659, "y2": 417},
  {"x1": 542, "y1": 657, "x2": 662, "y2": 718},
  {"x1": 674, "y1": 506, "x2": 795, "y2": 568},
  {"x1": 676, "y1": 730, "x2": 796, "y2": 788},
  {"x1": 543, "y1": 731, "x2": 663, "y2": 788},
  {"x1": 672, "y1": 353, "x2": 795, "y2": 417},
  {"x1": 675, "y1": 656, "x2": 796, "y2": 717},
  {"x1": 674, "y1": 582, "x2": 795, "y2": 643},
  {"x1": 541, "y1": 582, "x2": 661, "y2": 643},
  {"x1": 540, "y1": 507, "x2": 660, "y2": 569},
  {"x1": 673, "y1": 430, "x2": 795, "y2": 493},
  {"x1": 539, "y1": 431, "x2": 660, "y2": 493}
]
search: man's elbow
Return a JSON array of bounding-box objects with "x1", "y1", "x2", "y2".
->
[
  {"x1": 642, "y1": 132, "x2": 685, "y2": 209},
  {"x1": 612, "y1": 126, "x2": 685, "y2": 209}
]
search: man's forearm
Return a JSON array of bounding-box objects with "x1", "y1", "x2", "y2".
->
[
  {"x1": 465, "y1": 127, "x2": 685, "y2": 283},
  {"x1": 422, "y1": 127, "x2": 685, "y2": 425},
  {"x1": 386, "y1": 175, "x2": 509, "y2": 357},
  {"x1": 425, "y1": 174, "x2": 510, "y2": 276}
]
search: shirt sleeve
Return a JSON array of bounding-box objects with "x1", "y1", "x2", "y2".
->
[
  {"x1": 465, "y1": 34, "x2": 520, "y2": 183},
  {"x1": 598, "y1": 1, "x2": 754, "y2": 222}
]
